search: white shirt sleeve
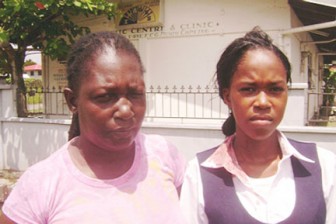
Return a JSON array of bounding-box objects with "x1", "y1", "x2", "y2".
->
[
  {"x1": 179, "y1": 158, "x2": 209, "y2": 224},
  {"x1": 317, "y1": 147, "x2": 336, "y2": 224}
]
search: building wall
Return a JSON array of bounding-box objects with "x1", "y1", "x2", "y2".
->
[
  {"x1": 43, "y1": 0, "x2": 321, "y2": 127},
  {"x1": 1, "y1": 116, "x2": 335, "y2": 171},
  {"x1": 124, "y1": 0, "x2": 292, "y2": 88},
  {"x1": 27, "y1": 70, "x2": 42, "y2": 79}
]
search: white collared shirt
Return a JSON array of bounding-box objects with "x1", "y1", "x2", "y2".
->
[{"x1": 180, "y1": 131, "x2": 336, "y2": 224}]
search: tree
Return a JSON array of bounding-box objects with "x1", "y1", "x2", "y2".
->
[{"x1": 0, "y1": 0, "x2": 117, "y2": 117}]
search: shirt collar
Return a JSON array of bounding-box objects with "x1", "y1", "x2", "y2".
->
[
  {"x1": 277, "y1": 131, "x2": 314, "y2": 163},
  {"x1": 201, "y1": 130, "x2": 314, "y2": 181}
]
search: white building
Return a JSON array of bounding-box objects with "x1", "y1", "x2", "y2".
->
[{"x1": 43, "y1": 0, "x2": 336, "y2": 126}]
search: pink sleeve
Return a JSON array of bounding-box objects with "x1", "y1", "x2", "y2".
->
[
  {"x1": 142, "y1": 134, "x2": 186, "y2": 188},
  {"x1": 2, "y1": 168, "x2": 47, "y2": 224},
  {"x1": 166, "y1": 140, "x2": 186, "y2": 188}
]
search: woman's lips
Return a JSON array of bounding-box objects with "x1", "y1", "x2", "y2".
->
[
  {"x1": 250, "y1": 115, "x2": 273, "y2": 121},
  {"x1": 250, "y1": 115, "x2": 273, "y2": 125}
]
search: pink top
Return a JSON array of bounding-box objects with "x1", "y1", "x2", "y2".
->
[{"x1": 3, "y1": 133, "x2": 186, "y2": 224}]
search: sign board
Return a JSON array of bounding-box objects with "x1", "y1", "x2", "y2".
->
[{"x1": 115, "y1": 0, "x2": 163, "y2": 29}]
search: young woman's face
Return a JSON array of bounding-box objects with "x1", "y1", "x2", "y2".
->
[
  {"x1": 75, "y1": 48, "x2": 146, "y2": 152},
  {"x1": 222, "y1": 48, "x2": 288, "y2": 140}
]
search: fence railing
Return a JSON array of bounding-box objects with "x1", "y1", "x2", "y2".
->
[
  {"x1": 27, "y1": 86, "x2": 336, "y2": 126},
  {"x1": 26, "y1": 86, "x2": 71, "y2": 118},
  {"x1": 26, "y1": 85, "x2": 228, "y2": 121},
  {"x1": 26, "y1": 86, "x2": 336, "y2": 126}
]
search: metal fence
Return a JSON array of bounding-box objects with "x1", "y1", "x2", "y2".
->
[
  {"x1": 26, "y1": 85, "x2": 228, "y2": 120},
  {"x1": 26, "y1": 86, "x2": 336, "y2": 126},
  {"x1": 26, "y1": 86, "x2": 71, "y2": 118}
]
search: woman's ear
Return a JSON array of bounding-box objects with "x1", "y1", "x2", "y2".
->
[
  {"x1": 64, "y1": 88, "x2": 78, "y2": 113},
  {"x1": 222, "y1": 88, "x2": 231, "y2": 108}
]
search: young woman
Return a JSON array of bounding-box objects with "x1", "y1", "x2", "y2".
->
[
  {"x1": 180, "y1": 27, "x2": 336, "y2": 224},
  {"x1": 1, "y1": 31, "x2": 186, "y2": 223}
]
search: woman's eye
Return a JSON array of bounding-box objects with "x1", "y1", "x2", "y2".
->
[
  {"x1": 240, "y1": 87, "x2": 255, "y2": 93},
  {"x1": 127, "y1": 88, "x2": 145, "y2": 98},
  {"x1": 270, "y1": 86, "x2": 284, "y2": 93},
  {"x1": 128, "y1": 92, "x2": 145, "y2": 99},
  {"x1": 95, "y1": 93, "x2": 118, "y2": 102}
]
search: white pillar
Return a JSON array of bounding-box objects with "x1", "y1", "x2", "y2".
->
[{"x1": 0, "y1": 85, "x2": 16, "y2": 118}]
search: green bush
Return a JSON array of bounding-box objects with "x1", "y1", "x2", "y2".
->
[
  {"x1": 25, "y1": 78, "x2": 44, "y2": 105},
  {"x1": 25, "y1": 78, "x2": 43, "y2": 88},
  {"x1": 27, "y1": 93, "x2": 43, "y2": 104}
]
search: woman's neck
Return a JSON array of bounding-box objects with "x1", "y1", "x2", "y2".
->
[
  {"x1": 233, "y1": 132, "x2": 282, "y2": 178},
  {"x1": 69, "y1": 137, "x2": 136, "y2": 179}
]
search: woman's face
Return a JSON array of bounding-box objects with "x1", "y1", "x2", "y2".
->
[
  {"x1": 74, "y1": 48, "x2": 146, "y2": 152},
  {"x1": 222, "y1": 48, "x2": 288, "y2": 140}
]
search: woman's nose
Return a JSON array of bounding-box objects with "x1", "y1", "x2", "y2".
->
[
  {"x1": 114, "y1": 98, "x2": 134, "y2": 120},
  {"x1": 255, "y1": 91, "x2": 270, "y2": 108}
]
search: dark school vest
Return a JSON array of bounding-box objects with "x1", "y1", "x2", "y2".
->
[{"x1": 197, "y1": 139, "x2": 326, "y2": 224}]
